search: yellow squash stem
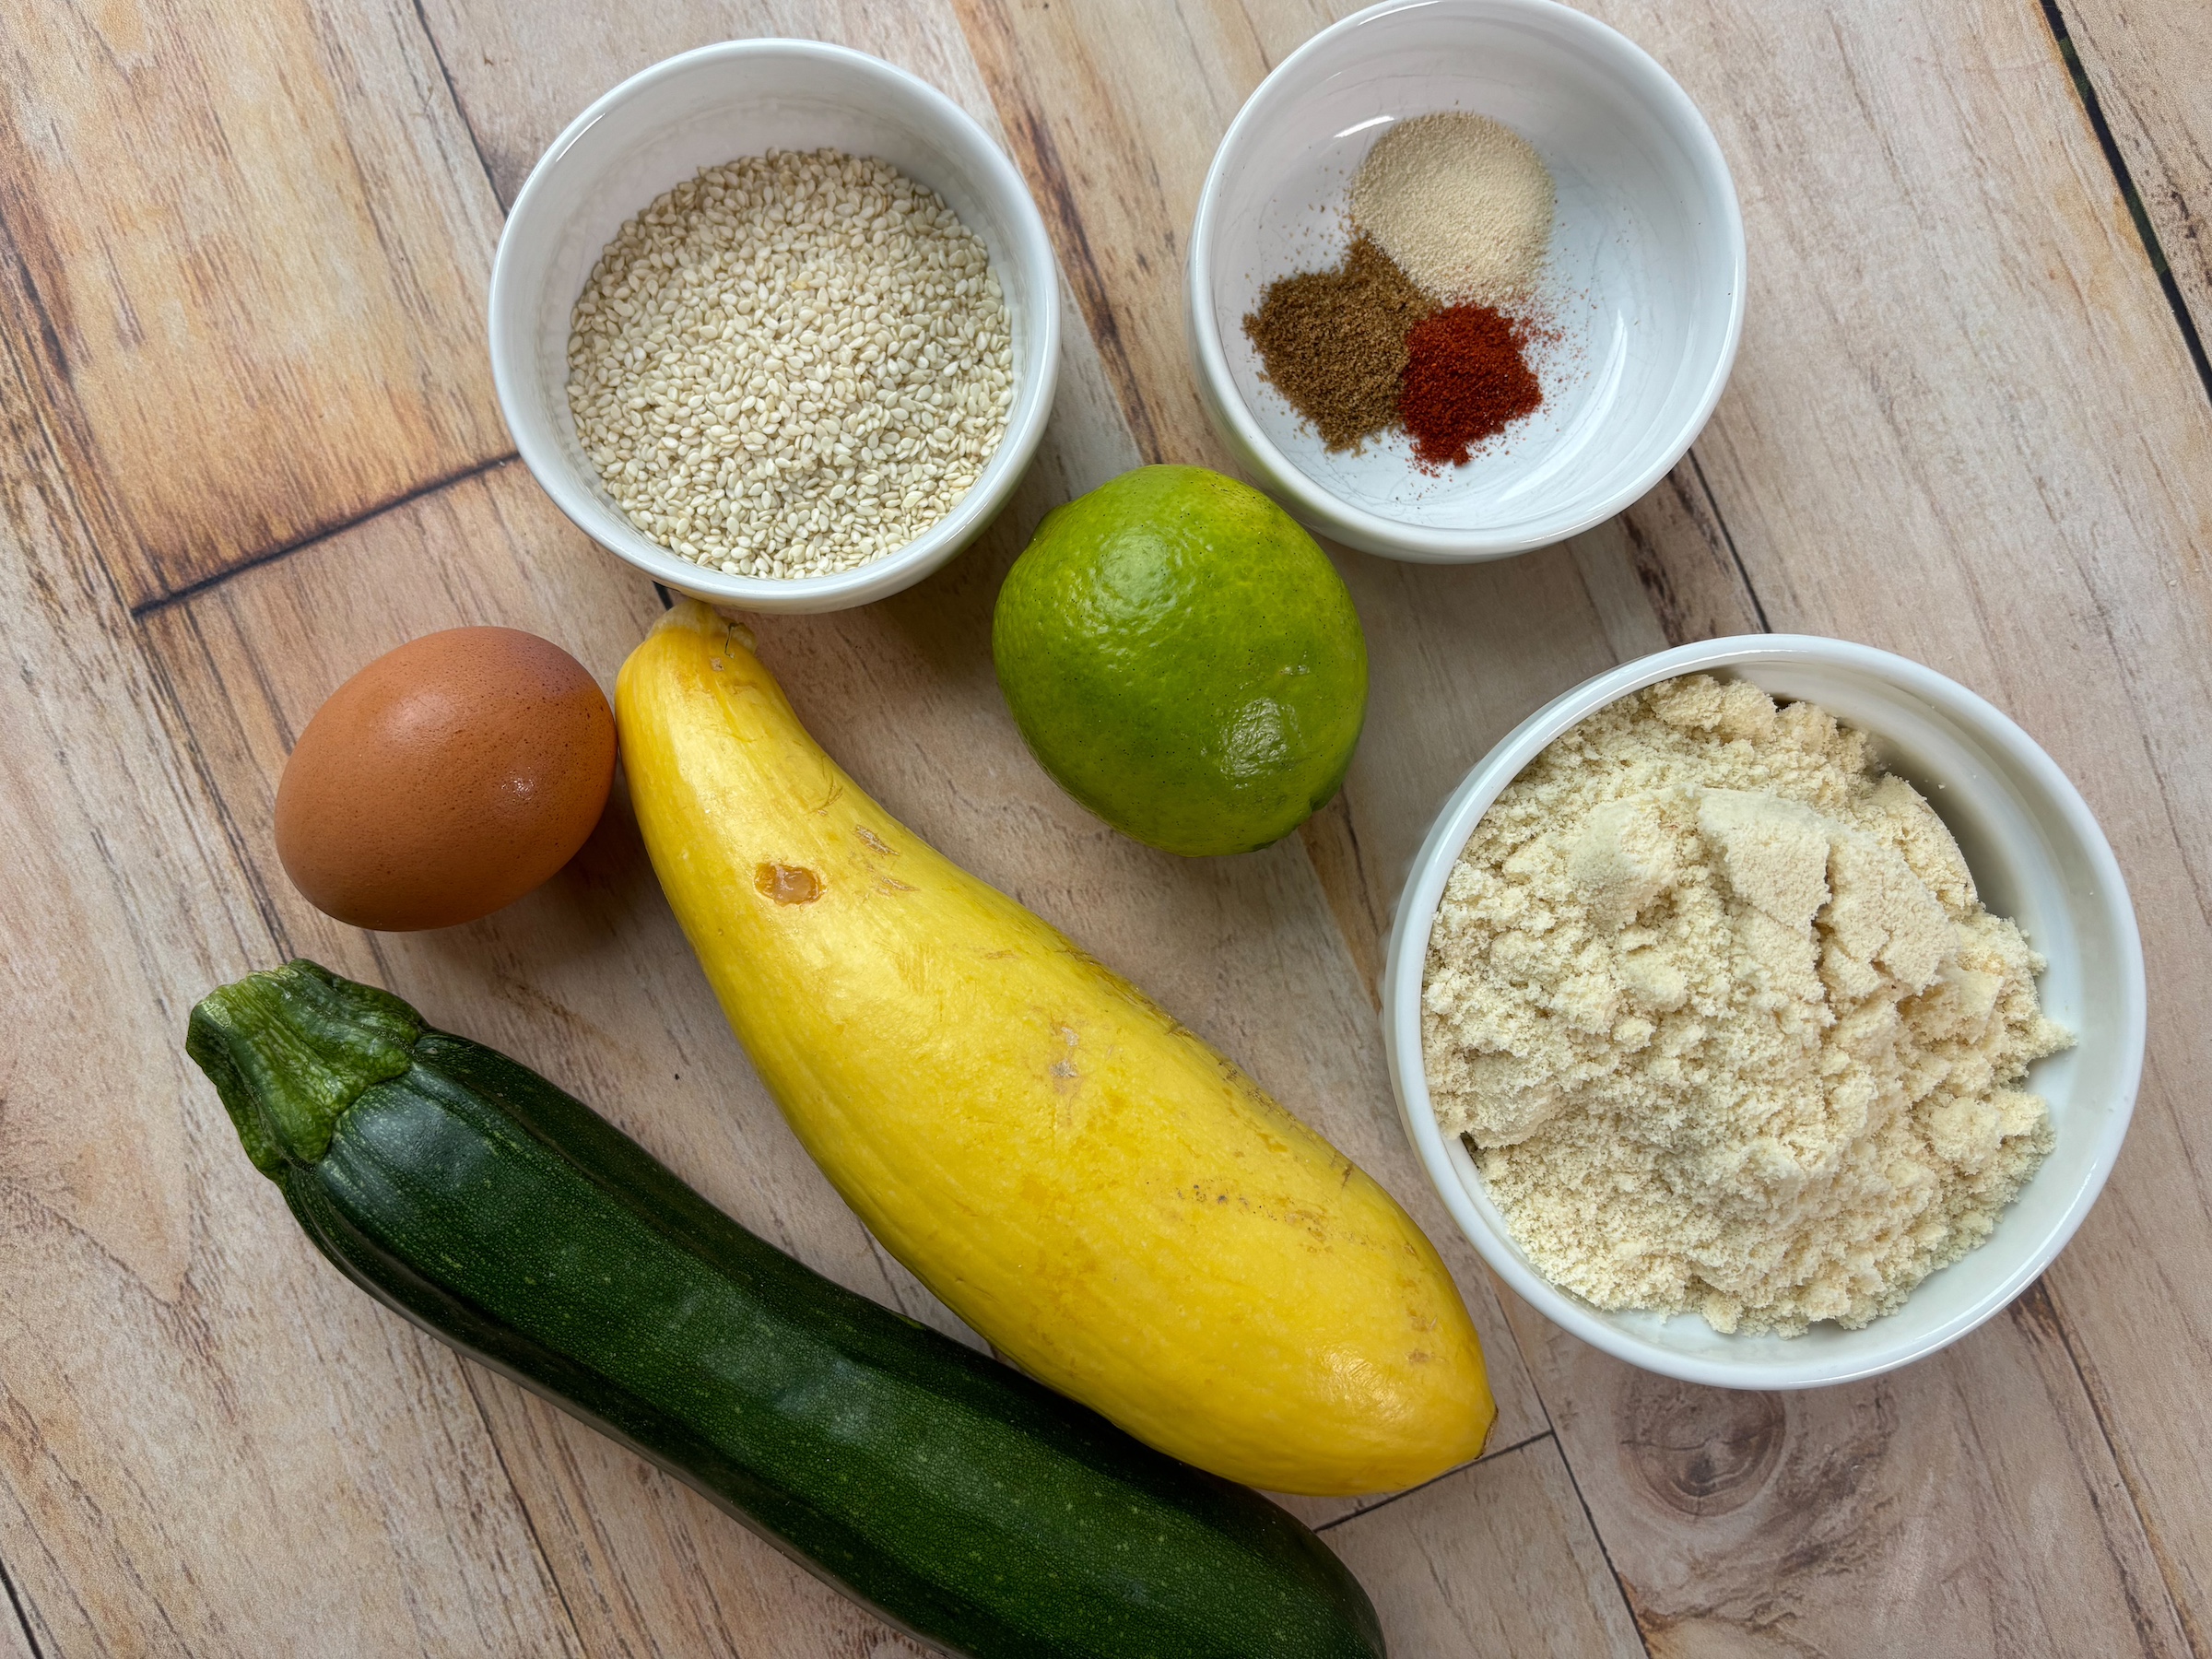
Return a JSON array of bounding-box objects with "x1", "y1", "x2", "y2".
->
[{"x1": 617, "y1": 602, "x2": 1493, "y2": 1494}]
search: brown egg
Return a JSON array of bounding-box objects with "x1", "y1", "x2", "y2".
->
[{"x1": 274, "y1": 628, "x2": 617, "y2": 931}]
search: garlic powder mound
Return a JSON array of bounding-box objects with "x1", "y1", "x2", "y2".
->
[
  {"x1": 1419, "y1": 676, "x2": 2072, "y2": 1335},
  {"x1": 1349, "y1": 112, "x2": 1554, "y2": 308}
]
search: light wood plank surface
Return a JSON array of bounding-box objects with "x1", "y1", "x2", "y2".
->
[
  {"x1": 415, "y1": 0, "x2": 1007, "y2": 209},
  {"x1": 406, "y1": 0, "x2": 1563, "y2": 1518},
  {"x1": 4, "y1": 0, "x2": 1636, "y2": 1643},
  {"x1": 938, "y1": 6, "x2": 2211, "y2": 1653},
  {"x1": 0, "y1": 0, "x2": 511, "y2": 608},
  {"x1": 0, "y1": 196, "x2": 580, "y2": 1659},
  {"x1": 1326, "y1": 1437, "x2": 1645, "y2": 1659},
  {"x1": 0, "y1": 1586, "x2": 31, "y2": 1659},
  {"x1": 2058, "y1": 0, "x2": 2212, "y2": 350},
  {"x1": 1524, "y1": 1292, "x2": 2190, "y2": 1659},
  {"x1": 1588, "y1": 0, "x2": 2212, "y2": 1644},
  {"x1": 130, "y1": 445, "x2": 1588, "y2": 1649},
  {"x1": 2, "y1": 0, "x2": 2210, "y2": 1653}
]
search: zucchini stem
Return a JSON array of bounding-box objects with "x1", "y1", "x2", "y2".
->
[{"x1": 186, "y1": 960, "x2": 421, "y2": 1175}]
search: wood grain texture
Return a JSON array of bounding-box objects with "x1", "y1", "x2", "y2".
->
[
  {"x1": 2057, "y1": 0, "x2": 2212, "y2": 352},
  {"x1": 0, "y1": 0, "x2": 510, "y2": 607},
  {"x1": 0, "y1": 1593, "x2": 30, "y2": 1659},
  {"x1": 1326, "y1": 1437, "x2": 1644, "y2": 1659},
  {"x1": 1519, "y1": 1289, "x2": 2189, "y2": 1659},
  {"x1": 132, "y1": 391, "x2": 1571, "y2": 1653},
  {"x1": 950, "y1": 0, "x2": 1291, "y2": 467},
  {"x1": 0, "y1": 189, "x2": 579, "y2": 1659},
  {"x1": 1599, "y1": 462, "x2": 1765, "y2": 647},
  {"x1": 1579, "y1": 0, "x2": 2212, "y2": 1646},
  {"x1": 1, "y1": 0, "x2": 1596, "y2": 1641},
  {"x1": 414, "y1": 0, "x2": 1018, "y2": 209},
  {"x1": 945, "y1": 0, "x2": 2212, "y2": 1653},
  {"x1": 414, "y1": 0, "x2": 1559, "y2": 1516},
  {"x1": 4, "y1": 0, "x2": 2210, "y2": 1650}
]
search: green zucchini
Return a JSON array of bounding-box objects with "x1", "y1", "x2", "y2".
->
[{"x1": 187, "y1": 960, "x2": 1386, "y2": 1659}]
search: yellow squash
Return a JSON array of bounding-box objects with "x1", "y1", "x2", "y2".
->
[{"x1": 617, "y1": 602, "x2": 1493, "y2": 1494}]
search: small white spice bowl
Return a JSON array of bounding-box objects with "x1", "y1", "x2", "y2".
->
[
  {"x1": 1381, "y1": 636, "x2": 2146, "y2": 1388},
  {"x1": 1186, "y1": 0, "x2": 1744, "y2": 561},
  {"x1": 489, "y1": 41, "x2": 1061, "y2": 613}
]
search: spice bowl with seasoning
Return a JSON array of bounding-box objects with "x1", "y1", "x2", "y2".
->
[
  {"x1": 1381, "y1": 635, "x2": 2147, "y2": 1387},
  {"x1": 1186, "y1": 0, "x2": 1745, "y2": 562},
  {"x1": 491, "y1": 40, "x2": 1060, "y2": 613}
]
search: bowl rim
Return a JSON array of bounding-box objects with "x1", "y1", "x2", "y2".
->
[
  {"x1": 1379, "y1": 633, "x2": 2148, "y2": 1387},
  {"x1": 488, "y1": 38, "x2": 1062, "y2": 614},
  {"x1": 1185, "y1": 0, "x2": 1747, "y2": 563}
]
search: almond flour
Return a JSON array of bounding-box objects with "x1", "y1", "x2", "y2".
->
[{"x1": 1420, "y1": 676, "x2": 2071, "y2": 1335}]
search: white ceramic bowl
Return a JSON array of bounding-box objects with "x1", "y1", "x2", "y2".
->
[
  {"x1": 1381, "y1": 636, "x2": 2146, "y2": 1387},
  {"x1": 1187, "y1": 0, "x2": 1744, "y2": 561},
  {"x1": 489, "y1": 41, "x2": 1061, "y2": 613}
]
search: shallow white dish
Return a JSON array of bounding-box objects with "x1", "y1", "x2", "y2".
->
[
  {"x1": 489, "y1": 41, "x2": 1061, "y2": 614},
  {"x1": 1381, "y1": 636, "x2": 2146, "y2": 1388},
  {"x1": 1186, "y1": 0, "x2": 1744, "y2": 561}
]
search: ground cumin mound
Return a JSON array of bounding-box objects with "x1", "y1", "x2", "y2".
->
[
  {"x1": 1241, "y1": 234, "x2": 1433, "y2": 452},
  {"x1": 1421, "y1": 676, "x2": 2071, "y2": 1335}
]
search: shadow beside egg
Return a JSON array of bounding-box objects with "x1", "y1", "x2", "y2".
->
[{"x1": 412, "y1": 767, "x2": 664, "y2": 981}]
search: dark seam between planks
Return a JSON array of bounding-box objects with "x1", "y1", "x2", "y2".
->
[
  {"x1": 0, "y1": 179, "x2": 297, "y2": 982},
  {"x1": 406, "y1": 0, "x2": 510, "y2": 212},
  {"x1": 128, "y1": 453, "x2": 517, "y2": 619},
  {"x1": 2018, "y1": 1277, "x2": 2208, "y2": 1659},
  {"x1": 1324, "y1": 793, "x2": 1382, "y2": 948},
  {"x1": 1542, "y1": 1428, "x2": 1658, "y2": 1657},
  {"x1": 944, "y1": 0, "x2": 1167, "y2": 465},
  {"x1": 1687, "y1": 450, "x2": 1771, "y2": 633},
  {"x1": 0, "y1": 148, "x2": 156, "y2": 608},
  {"x1": 0, "y1": 1547, "x2": 49, "y2": 1659},
  {"x1": 1312, "y1": 1428, "x2": 1556, "y2": 1533},
  {"x1": 2042, "y1": 0, "x2": 2212, "y2": 406},
  {"x1": 1006, "y1": 100, "x2": 1166, "y2": 465}
]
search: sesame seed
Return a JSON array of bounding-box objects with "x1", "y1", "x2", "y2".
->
[{"x1": 567, "y1": 150, "x2": 1014, "y2": 581}]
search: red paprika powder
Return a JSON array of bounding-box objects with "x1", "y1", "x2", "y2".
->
[{"x1": 1397, "y1": 304, "x2": 1542, "y2": 467}]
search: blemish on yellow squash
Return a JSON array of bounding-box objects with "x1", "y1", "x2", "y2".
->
[{"x1": 617, "y1": 602, "x2": 1494, "y2": 1495}]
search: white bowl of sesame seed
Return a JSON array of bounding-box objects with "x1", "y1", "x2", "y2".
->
[{"x1": 490, "y1": 41, "x2": 1061, "y2": 613}]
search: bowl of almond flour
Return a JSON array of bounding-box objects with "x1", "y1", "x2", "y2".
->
[
  {"x1": 1381, "y1": 636, "x2": 2146, "y2": 1388},
  {"x1": 490, "y1": 41, "x2": 1060, "y2": 613}
]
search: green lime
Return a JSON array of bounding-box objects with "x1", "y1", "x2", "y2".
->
[{"x1": 992, "y1": 465, "x2": 1369, "y2": 858}]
